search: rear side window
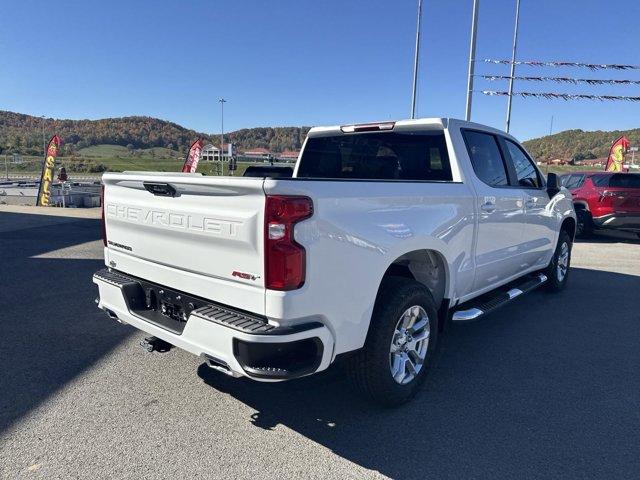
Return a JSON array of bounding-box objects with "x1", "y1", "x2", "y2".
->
[
  {"x1": 296, "y1": 131, "x2": 452, "y2": 181},
  {"x1": 505, "y1": 139, "x2": 541, "y2": 188},
  {"x1": 593, "y1": 173, "x2": 640, "y2": 188},
  {"x1": 462, "y1": 130, "x2": 509, "y2": 187}
]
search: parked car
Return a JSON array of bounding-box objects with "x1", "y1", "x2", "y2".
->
[
  {"x1": 94, "y1": 118, "x2": 576, "y2": 406},
  {"x1": 561, "y1": 172, "x2": 640, "y2": 238}
]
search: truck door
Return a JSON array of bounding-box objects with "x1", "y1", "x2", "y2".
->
[
  {"x1": 501, "y1": 138, "x2": 556, "y2": 270},
  {"x1": 461, "y1": 130, "x2": 526, "y2": 291}
]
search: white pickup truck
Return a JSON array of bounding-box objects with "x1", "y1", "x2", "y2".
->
[{"x1": 94, "y1": 118, "x2": 576, "y2": 406}]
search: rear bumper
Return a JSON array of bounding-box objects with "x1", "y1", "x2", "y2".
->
[
  {"x1": 592, "y1": 213, "x2": 640, "y2": 231},
  {"x1": 93, "y1": 268, "x2": 335, "y2": 381}
]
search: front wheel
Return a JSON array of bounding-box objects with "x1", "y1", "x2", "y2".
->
[
  {"x1": 347, "y1": 277, "x2": 439, "y2": 407},
  {"x1": 544, "y1": 229, "x2": 572, "y2": 292}
]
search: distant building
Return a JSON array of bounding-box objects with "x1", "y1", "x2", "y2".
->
[
  {"x1": 243, "y1": 147, "x2": 272, "y2": 159},
  {"x1": 278, "y1": 150, "x2": 300, "y2": 161},
  {"x1": 572, "y1": 157, "x2": 605, "y2": 167},
  {"x1": 548, "y1": 158, "x2": 569, "y2": 165},
  {"x1": 201, "y1": 143, "x2": 233, "y2": 162}
]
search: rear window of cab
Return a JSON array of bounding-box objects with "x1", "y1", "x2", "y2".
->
[
  {"x1": 591, "y1": 173, "x2": 640, "y2": 188},
  {"x1": 297, "y1": 131, "x2": 453, "y2": 181}
]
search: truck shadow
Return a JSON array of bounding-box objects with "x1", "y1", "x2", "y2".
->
[
  {"x1": 198, "y1": 266, "x2": 640, "y2": 479},
  {"x1": 0, "y1": 211, "x2": 132, "y2": 433}
]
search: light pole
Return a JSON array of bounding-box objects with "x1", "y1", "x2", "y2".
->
[
  {"x1": 505, "y1": 0, "x2": 521, "y2": 133},
  {"x1": 410, "y1": 0, "x2": 423, "y2": 119},
  {"x1": 465, "y1": 0, "x2": 479, "y2": 121},
  {"x1": 41, "y1": 115, "x2": 46, "y2": 156},
  {"x1": 219, "y1": 98, "x2": 226, "y2": 173}
]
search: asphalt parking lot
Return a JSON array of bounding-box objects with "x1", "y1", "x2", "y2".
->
[{"x1": 1, "y1": 206, "x2": 639, "y2": 479}]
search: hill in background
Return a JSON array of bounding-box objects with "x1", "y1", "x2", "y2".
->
[
  {"x1": 1, "y1": 110, "x2": 636, "y2": 163},
  {"x1": 0, "y1": 111, "x2": 310, "y2": 156},
  {"x1": 522, "y1": 128, "x2": 640, "y2": 163}
]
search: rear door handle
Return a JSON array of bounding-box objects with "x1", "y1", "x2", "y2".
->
[
  {"x1": 481, "y1": 202, "x2": 496, "y2": 213},
  {"x1": 525, "y1": 198, "x2": 538, "y2": 208}
]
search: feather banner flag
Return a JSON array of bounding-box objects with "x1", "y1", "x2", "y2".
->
[
  {"x1": 605, "y1": 136, "x2": 630, "y2": 172},
  {"x1": 479, "y1": 75, "x2": 640, "y2": 86},
  {"x1": 36, "y1": 135, "x2": 61, "y2": 206},
  {"x1": 480, "y1": 91, "x2": 640, "y2": 102},
  {"x1": 483, "y1": 59, "x2": 640, "y2": 70},
  {"x1": 182, "y1": 139, "x2": 204, "y2": 173}
]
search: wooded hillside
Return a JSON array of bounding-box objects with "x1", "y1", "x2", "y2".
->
[
  {"x1": 522, "y1": 128, "x2": 640, "y2": 162},
  {"x1": 0, "y1": 111, "x2": 310, "y2": 155},
  {"x1": 2, "y1": 110, "x2": 635, "y2": 162}
]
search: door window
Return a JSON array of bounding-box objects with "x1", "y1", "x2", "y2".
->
[
  {"x1": 505, "y1": 140, "x2": 541, "y2": 188},
  {"x1": 462, "y1": 131, "x2": 509, "y2": 187}
]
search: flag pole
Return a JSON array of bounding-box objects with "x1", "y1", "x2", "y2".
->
[
  {"x1": 465, "y1": 0, "x2": 479, "y2": 121},
  {"x1": 410, "y1": 0, "x2": 423, "y2": 119},
  {"x1": 505, "y1": 0, "x2": 521, "y2": 133}
]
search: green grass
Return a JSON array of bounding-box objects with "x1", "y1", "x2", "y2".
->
[{"x1": 77, "y1": 144, "x2": 130, "y2": 157}]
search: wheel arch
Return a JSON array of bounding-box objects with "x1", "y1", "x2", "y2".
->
[{"x1": 573, "y1": 200, "x2": 590, "y2": 211}]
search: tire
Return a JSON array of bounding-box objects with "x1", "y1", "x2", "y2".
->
[
  {"x1": 544, "y1": 229, "x2": 572, "y2": 292},
  {"x1": 347, "y1": 276, "x2": 439, "y2": 407},
  {"x1": 575, "y1": 209, "x2": 593, "y2": 237}
]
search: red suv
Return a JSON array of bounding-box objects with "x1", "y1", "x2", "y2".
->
[{"x1": 561, "y1": 172, "x2": 640, "y2": 237}]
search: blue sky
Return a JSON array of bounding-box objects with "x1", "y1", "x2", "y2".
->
[{"x1": 1, "y1": 0, "x2": 639, "y2": 140}]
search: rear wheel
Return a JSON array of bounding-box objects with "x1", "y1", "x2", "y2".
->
[
  {"x1": 575, "y1": 209, "x2": 593, "y2": 237},
  {"x1": 544, "y1": 229, "x2": 572, "y2": 292},
  {"x1": 347, "y1": 277, "x2": 438, "y2": 407}
]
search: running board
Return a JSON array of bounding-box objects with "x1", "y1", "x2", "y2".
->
[{"x1": 451, "y1": 273, "x2": 547, "y2": 322}]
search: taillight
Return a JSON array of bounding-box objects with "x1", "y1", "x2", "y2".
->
[
  {"x1": 264, "y1": 195, "x2": 313, "y2": 290},
  {"x1": 100, "y1": 184, "x2": 107, "y2": 247}
]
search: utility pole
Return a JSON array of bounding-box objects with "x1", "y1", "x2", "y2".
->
[
  {"x1": 410, "y1": 0, "x2": 423, "y2": 119},
  {"x1": 505, "y1": 0, "x2": 521, "y2": 133},
  {"x1": 219, "y1": 98, "x2": 226, "y2": 175},
  {"x1": 465, "y1": 0, "x2": 479, "y2": 121},
  {"x1": 549, "y1": 115, "x2": 554, "y2": 135}
]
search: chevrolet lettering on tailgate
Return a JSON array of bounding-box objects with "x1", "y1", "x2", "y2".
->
[{"x1": 106, "y1": 203, "x2": 242, "y2": 237}]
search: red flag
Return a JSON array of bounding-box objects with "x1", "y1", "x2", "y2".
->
[
  {"x1": 36, "y1": 135, "x2": 61, "y2": 206},
  {"x1": 182, "y1": 139, "x2": 204, "y2": 173},
  {"x1": 605, "y1": 136, "x2": 630, "y2": 172}
]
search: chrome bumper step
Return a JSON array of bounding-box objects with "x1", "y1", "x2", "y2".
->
[{"x1": 451, "y1": 273, "x2": 547, "y2": 322}]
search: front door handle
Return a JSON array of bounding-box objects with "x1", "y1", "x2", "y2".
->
[{"x1": 525, "y1": 198, "x2": 538, "y2": 208}]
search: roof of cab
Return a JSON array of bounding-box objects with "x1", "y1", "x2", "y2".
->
[{"x1": 307, "y1": 117, "x2": 513, "y2": 140}]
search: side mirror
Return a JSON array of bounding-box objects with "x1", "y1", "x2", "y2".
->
[{"x1": 547, "y1": 172, "x2": 561, "y2": 198}]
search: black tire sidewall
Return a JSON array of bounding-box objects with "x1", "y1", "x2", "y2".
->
[
  {"x1": 546, "y1": 230, "x2": 572, "y2": 291},
  {"x1": 576, "y1": 209, "x2": 592, "y2": 237},
  {"x1": 358, "y1": 277, "x2": 439, "y2": 405}
]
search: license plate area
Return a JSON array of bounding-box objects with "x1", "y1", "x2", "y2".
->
[{"x1": 121, "y1": 280, "x2": 208, "y2": 334}]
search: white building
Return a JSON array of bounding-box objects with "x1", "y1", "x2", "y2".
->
[{"x1": 201, "y1": 144, "x2": 233, "y2": 162}]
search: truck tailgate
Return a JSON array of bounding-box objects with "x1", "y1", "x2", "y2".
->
[{"x1": 102, "y1": 172, "x2": 266, "y2": 309}]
